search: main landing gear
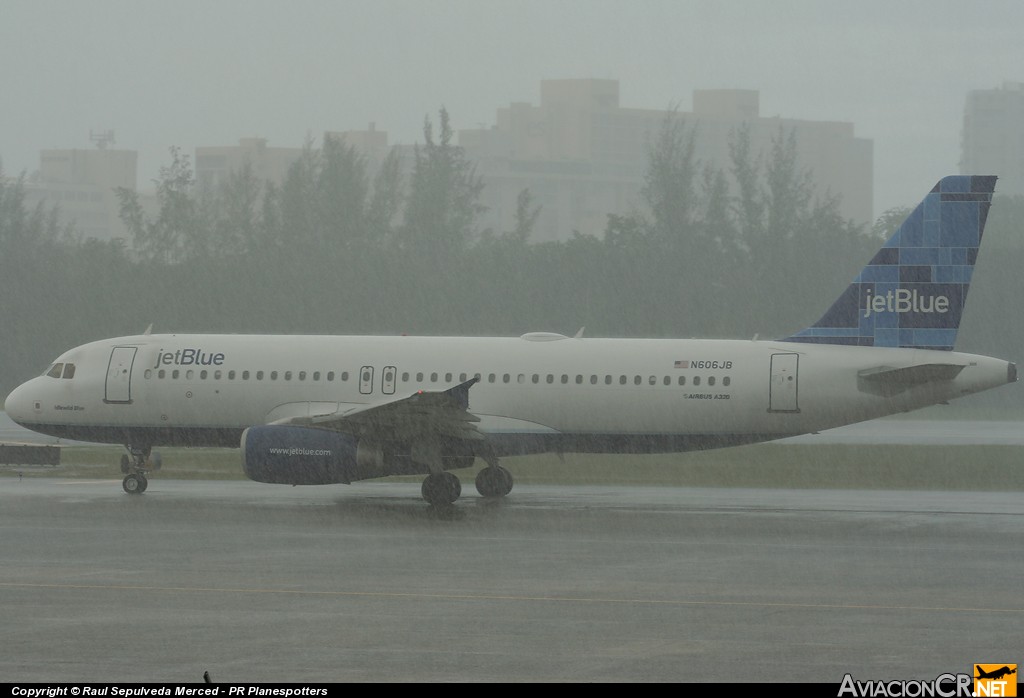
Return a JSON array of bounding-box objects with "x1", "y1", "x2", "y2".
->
[
  {"x1": 120, "y1": 445, "x2": 160, "y2": 494},
  {"x1": 475, "y1": 465, "x2": 514, "y2": 499},
  {"x1": 419, "y1": 463, "x2": 514, "y2": 507}
]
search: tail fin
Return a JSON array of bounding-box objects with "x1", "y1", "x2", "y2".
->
[{"x1": 783, "y1": 175, "x2": 997, "y2": 351}]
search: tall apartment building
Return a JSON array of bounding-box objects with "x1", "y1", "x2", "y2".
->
[
  {"x1": 23, "y1": 138, "x2": 138, "y2": 242},
  {"x1": 459, "y1": 79, "x2": 873, "y2": 243},
  {"x1": 961, "y1": 81, "x2": 1024, "y2": 197}
]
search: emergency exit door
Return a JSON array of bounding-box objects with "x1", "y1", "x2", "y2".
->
[{"x1": 359, "y1": 366, "x2": 374, "y2": 395}]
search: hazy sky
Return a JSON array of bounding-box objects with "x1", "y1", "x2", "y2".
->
[{"x1": 2, "y1": 0, "x2": 1022, "y2": 217}]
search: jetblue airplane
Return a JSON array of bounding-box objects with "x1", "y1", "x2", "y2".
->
[{"x1": 3, "y1": 175, "x2": 1017, "y2": 505}]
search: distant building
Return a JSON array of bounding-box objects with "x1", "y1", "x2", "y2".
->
[
  {"x1": 961, "y1": 81, "x2": 1024, "y2": 196},
  {"x1": 194, "y1": 138, "x2": 303, "y2": 192},
  {"x1": 324, "y1": 123, "x2": 392, "y2": 170},
  {"x1": 191, "y1": 81, "x2": 873, "y2": 246},
  {"x1": 24, "y1": 139, "x2": 137, "y2": 243},
  {"x1": 195, "y1": 127, "x2": 396, "y2": 193},
  {"x1": 459, "y1": 79, "x2": 873, "y2": 243}
]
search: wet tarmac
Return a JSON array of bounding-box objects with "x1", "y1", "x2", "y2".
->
[{"x1": 1, "y1": 478, "x2": 1021, "y2": 682}]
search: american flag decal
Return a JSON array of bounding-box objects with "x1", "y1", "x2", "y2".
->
[{"x1": 674, "y1": 360, "x2": 689, "y2": 369}]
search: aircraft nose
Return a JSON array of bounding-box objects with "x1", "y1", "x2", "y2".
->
[{"x1": 4, "y1": 380, "x2": 38, "y2": 426}]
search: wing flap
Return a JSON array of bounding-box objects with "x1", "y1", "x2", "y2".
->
[{"x1": 285, "y1": 378, "x2": 484, "y2": 442}]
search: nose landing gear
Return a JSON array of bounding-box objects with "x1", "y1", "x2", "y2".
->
[
  {"x1": 120, "y1": 445, "x2": 157, "y2": 494},
  {"x1": 122, "y1": 471, "x2": 147, "y2": 493}
]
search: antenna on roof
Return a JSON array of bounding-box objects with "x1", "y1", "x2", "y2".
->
[{"x1": 90, "y1": 129, "x2": 116, "y2": 150}]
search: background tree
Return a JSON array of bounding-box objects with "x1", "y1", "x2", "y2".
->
[
  {"x1": 201, "y1": 161, "x2": 263, "y2": 258},
  {"x1": 314, "y1": 134, "x2": 370, "y2": 253},
  {"x1": 399, "y1": 108, "x2": 485, "y2": 260},
  {"x1": 116, "y1": 146, "x2": 202, "y2": 263},
  {"x1": 640, "y1": 110, "x2": 700, "y2": 250},
  {"x1": 365, "y1": 148, "x2": 403, "y2": 247}
]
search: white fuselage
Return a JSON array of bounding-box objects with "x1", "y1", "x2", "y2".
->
[{"x1": 4, "y1": 332, "x2": 1014, "y2": 454}]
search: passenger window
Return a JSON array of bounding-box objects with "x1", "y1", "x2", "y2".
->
[
  {"x1": 342, "y1": 372, "x2": 349, "y2": 381},
  {"x1": 417, "y1": 372, "x2": 424, "y2": 382},
  {"x1": 678, "y1": 376, "x2": 686, "y2": 386},
  {"x1": 243, "y1": 371, "x2": 250, "y2": 380},
  {"x1": 214, "y1": 370, "x2": 222, "y2": 380},
  {"x1": 634, "y1": 375, "x2": 641, "y2": 385},
  {"x1": 327, "y1": 371, "x2": 334, "y2": 381},
  {"x1": 561, "y1": 374, "x2": 569, "y2": 384},
  {"x1": 546, "y1": 374, "x2": 554, "y2": 384},
  {"x1": 402, "y1": 372, "x2": 409, "y2": 382},
  {"x1": 518, "y1": 374, "x2": 526, "y2": 384},
  {"x1": 187, "y1": 370, "x2": 195, "y2": 380},
  {"x1": 663, "y1": 376, "x2": 671, "y2": 386},
  {"x1": 488, "y1": 374, "x2": 496, "y2": 383},
  {"x1": 708, "y1": 376, "x2": 716, "y2": 386},
  {"x1": 575, "y1": 375, "x2": 583, "y2": 384},
  {"x1": 590, "y1": 375, "x2": 597, "y2": 385},
  {"x1": 431, "y1": 372, "x2": 438, "y2": 382},
  {"x1": 445, "y1": 372, "x2": 453, "y2": 382},
  {"x1": 299, "y1": 371, "x2": 306, "y2": 381},
  {"x1": 158, "y1": 369, "x2": 166, "y2": 379},
  {"x1": 531, "y1": 374, "x2": 539, "y2": 384},
  {"x1": 460, "y1": 373, "x2": 467, "y2": 382},
  {"x1": 144, "y1": 369, "x2": 152, "y2": 379},
  {"x1": 620, "y1": 375, "x2": 627, "y2": 385},
  {"x1": 256, "y1": 371, "x2": 264, "y2": 380},
  {"x1": 46, "y1": 363, "x2": 63, "y2": 378},
  {"x1": 270, "y1": 371, "x2": 277, "y2": 380},
  {"x1": 173, "y1": 370, "x2": 180, "y2": 379},
  {"x1": 503, "y1": 374, "x2": 511, "y2": 384},
  {"x1": 62, "y1": 364, "x2": 76, "y2": 379},
  {"x1": 693, "y1": 376, "x2": 701, "y2": 386},
  {"x1": 723, "y1": 377, "x2": 731, "y2": 386},
  {"x1": 649, "y1": 375, "x2": 656, "y2": 385},
  {"x1": 201, "y1": 370, "x2": 208, "y2": 380},
  {"x1": 605, "y1": 375, "x2": 612, "y2": 385}
]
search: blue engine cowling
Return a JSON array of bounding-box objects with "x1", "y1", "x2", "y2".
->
[{"x1": 242, "y1": 425, "x2": 361, "y2": 485}]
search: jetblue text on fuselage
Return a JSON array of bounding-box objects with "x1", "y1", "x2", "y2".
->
[
  {"x1": 862, "y1": 288, "x2": 950, "y2": 318},
  {"x1": 152, "y1": 348, "x2": 226, "y2": 369}
]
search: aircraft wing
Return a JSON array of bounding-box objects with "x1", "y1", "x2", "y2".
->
[
  {"x1": 857, "y1": 363, "x2": 965, "y2": 397},
  {"x1": 281, "y1": 377, "x2": 484, "y2": 442}
]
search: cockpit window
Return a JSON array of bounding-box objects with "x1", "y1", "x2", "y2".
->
[
  {"x1": 62, "y1": 363, "x2": 76, "y2": 379},
  {"x1": 46, "y1": 363, "x2": 64, "y2": 378}
]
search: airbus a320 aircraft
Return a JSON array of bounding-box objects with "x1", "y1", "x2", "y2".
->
[{"x1": 3, "y1": 175, "x2": 1017, "y2": 505}]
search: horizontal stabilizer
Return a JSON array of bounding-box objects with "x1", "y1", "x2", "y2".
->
[{"x1": 857, "y1": 363, "x2": 965, "y2": 397}]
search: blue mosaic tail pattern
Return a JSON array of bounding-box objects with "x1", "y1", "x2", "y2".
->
[{"x1": 783, "y1": 175, "x2": 997, "y2": 351}]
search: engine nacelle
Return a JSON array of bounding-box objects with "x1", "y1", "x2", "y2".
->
[
  {"x1": 241, "y1": 425, "x2": 481, "y2": 485},
  {"x1": 241, "y1": 425, "x2": 360, "y2": 485}
]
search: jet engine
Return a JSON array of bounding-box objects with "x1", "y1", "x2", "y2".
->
[
  {"x1": 241, "y1": 424, "x2": 481, "y2": 486},
  {"x1": 241, "y1": 425, "x2": 362, "y2": 485}
]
